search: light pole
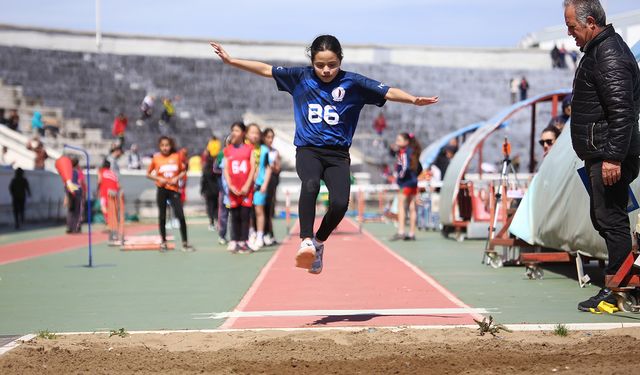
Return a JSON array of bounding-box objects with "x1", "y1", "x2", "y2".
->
[{"x1": 95, "y1": 0, "x2": 102, "y2": 51}]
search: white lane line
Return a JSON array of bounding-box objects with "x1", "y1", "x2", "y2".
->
[
  {"x1": 192, "y1": 307, "x2": 495, "y2": 320},
  {"x1": 0, "y1": 334, "x2": 36, "y2": 356},
  {"x1": 219, "y1": 221, "x2": 298, "y2": 329},
  {"x1": 29, "y1": 322, "x2": 640, "y2": 336},
  {"x1": 354, "y1": 219, "x2": 485, "y2": 321}
]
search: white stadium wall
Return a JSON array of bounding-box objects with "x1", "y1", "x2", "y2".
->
[{"x1": 0, "y1": 23, "x2": 553, "y2": 70}]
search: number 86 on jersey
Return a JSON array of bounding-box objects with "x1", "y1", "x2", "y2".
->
[{"x1": 308, "y1": 104, "x2": 340, "y2": 126}]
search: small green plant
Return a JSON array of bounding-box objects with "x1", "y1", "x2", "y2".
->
[
  {"x1": 109, "y1": 328, "x2": 128, "y2": 338},
  {"x1": 37, "y1": 330, "x2": 57, "y2": 340},
  {"x1": 553, "y1": 324, "x2": 569, "y2": 337},
  {"x1": 473, "y1": 316, "x2": 512, "y2": 337}
]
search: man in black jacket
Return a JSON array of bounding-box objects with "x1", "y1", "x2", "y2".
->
[{"x1": 565, "y1": 0, "x2": 640, "y2": 311}]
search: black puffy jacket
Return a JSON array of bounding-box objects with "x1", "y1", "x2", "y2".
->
[{"x1": 571, "y1": 25, "x2": 640, "y2": 161}]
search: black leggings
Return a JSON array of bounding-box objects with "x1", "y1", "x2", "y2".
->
[
  {"x1": 296, "y1": 146, "x2": 351, "y2": 241},
  {"x1": 230, "y1": 206, "x2": 251, "y2": 242},
  {"x1": 204, "y1": 193, "x2": 219, "y2": 225},
  {"x1": 264, "y1": 173, "x2": 279, "y2": 236},
  {"x1": 157, "y1": 187, "x2": 188, "y2": 243}
]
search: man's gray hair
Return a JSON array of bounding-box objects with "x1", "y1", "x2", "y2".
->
[{"x1": 563, "y1": 0, "x2": 607, "y2": 26}]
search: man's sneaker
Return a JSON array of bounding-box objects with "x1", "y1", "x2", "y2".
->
[
  {"x1": 403, "y1": 234, "x2": 416, "y2": 241},
  {"x1": 182, "y1": 243, "x2": 196, "y2": 252},
  {"x1": 226, "y1": 240, "x2": 237, "y2": 252},
  {"x1": 218, "y1": 237, "x2": 228, "y2": 246},
  {"x1": 308, "y1": 242, "x2": 324, "y2": 275},
  {"x1": 249, "y1": 238, "x2": 264, "y2": 251},
  {"x1": 295, "y1": 239, "x2": 316, "y2": 269},
  {"x1": 159, "y1": 242, "x2": 168, "y2": 253},
  {"x1": 390, "y1": 233, "x2": 404, "y2": 241},
  {"x1": 578, "y1": 288, "x2": 618, "y2": 312}
]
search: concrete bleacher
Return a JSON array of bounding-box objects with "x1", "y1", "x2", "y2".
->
[{"x1": 0, "y1": 44, "x2": 574, "y2": 172}]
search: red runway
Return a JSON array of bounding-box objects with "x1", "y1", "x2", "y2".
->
[
  {"x1": 222, "y1": 219, "x2": 481, "y2": 329},
  {"x1": 0, "y1": 224, "x2": 156, "y2": 265}
]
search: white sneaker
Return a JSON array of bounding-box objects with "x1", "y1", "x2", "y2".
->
[
  {"x1": 218, "y1": 237, "x2": 227, "y2": 245},
  {"x1": 208, "y1": 224, "x2": 216, "y2": 232},
  {"x1": 295, "y1": 239, "x2": 316, "y2": 269},
  {"x1": 226, "y1": 240, "x2": 237, "y2": 252},
  {"x1": 263, "y1": 234, "x2": 274, "y2": 246},
  {"x1": 249, "y1": 238, "x2": 264, "y2": 251}
]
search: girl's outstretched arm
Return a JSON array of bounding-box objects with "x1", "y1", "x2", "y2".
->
[
  {"x1": 210, "y1": 42, "x2": 273, "y2": 78},
  {"x1": 385, "y1": 88, "x2": 439, "y2": 106}
]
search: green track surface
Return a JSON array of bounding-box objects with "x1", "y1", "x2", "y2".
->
[
  {"x1": 362, "y1": 221, "x2": 640, "y2": 324},
  {"x1": 0, "y1": 220, "x2": 286, "y2": 335}
]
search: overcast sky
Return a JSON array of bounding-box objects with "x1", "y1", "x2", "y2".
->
[{"x1": 0, "y1": 0, "x2": 638, "y2": 47}]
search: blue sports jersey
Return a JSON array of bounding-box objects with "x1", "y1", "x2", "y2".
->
[
  {"x1": 272, "y1": 66, "x2": 389, "y2": 148},
  {"x1": 255, "y1": 144, "x2": 270, "y2": 186}
]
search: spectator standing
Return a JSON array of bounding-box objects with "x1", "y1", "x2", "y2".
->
[
  {"x1": 558, "y1": 44, "x2": 568, "y2": 68},
  {"x1": 106, "y1": 146, "x2": 123, "y2": 175},
  {"x1": 66, "y1": 157, "x2": 85, "y2": 233},
  {"x1": 217, "y1": 135, "x2": 231, "y2": 245},
  {"x1": 7, "y1": 109, "x2": 20, "y2": 132},
  {"x1": 510, "y1": 77, "x2": 520, "y2": 104},
  {"x1": 112, "y1": 112, "x2": 128, "y2": 148},
  {"x1": 31, "y1": 111, "x2": 44, "y2": 137},
  {"x1": 519, "y1": 76, "x2": 529, "y2": 101},
  {"x1": 563, "y1": 0, "x2": 640, "y2": 311},
  {"x1": 137, "y1": 94, "x2": 155, "y2": 125},
  {"x1": 373, "y1": 112, "x2": 387, "y2": 135},
  {"x1": 200, "y1": 151, "x2": 220, "y2": 231},
  {"x1": 263, "y1": 128, "x2": 281, "y2": 246},
  {"x1": 551, "y1": 45, "x2": 561, "y2": 68},
  {"x1": 390, "y1": 132, "x2": 422, "y2": 241},
  {"x1": 160, "y1": 97, "x2": 177, "y2": 126},
  {"x1": 0, "y1": 108, "x2": 8, "y2": 127},
  {"x1": 26, "y1": 138, "x2": 48, "y2": 170},
  {"x1": 9, "y1": 168, "x2": 31, "y2": 229},
  {"x1": 1, "y1": 146, "x2": 15, "y2": 168},
  {"x1": 127, "y1": 143, "x2": 142, "y2": 170}
]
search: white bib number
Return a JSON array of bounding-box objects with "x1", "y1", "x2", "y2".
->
[
  {"x1": 231, "y1": 160, "x2": 248, "y2": 174},
  {"x1": 307, "y1": 104, "x2": 340, "y2": 126}
]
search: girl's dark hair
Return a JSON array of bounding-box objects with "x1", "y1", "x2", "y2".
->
[
  {"x1": 102, "y1": 159, "x2": 111, "y2": 169},
  {"x1": 307, "y1": 35, "x2": 343, "y2": 62},
  {"x1": 230, "y1": 121, "x2": 246, "y2": 133},
  {"x1": 262, "y1": 127, "x2": 274, "y2": 144},
  {"x1": 399, "y1": 132, "x2": 422, "y2": 172},
  {"x1": 158, "y1": 135, "x2": 177, "y2": 153}
]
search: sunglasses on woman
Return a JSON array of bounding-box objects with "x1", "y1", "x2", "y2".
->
[{"x1": 538, "y1": 139, "x2": 554, "y2": 147}]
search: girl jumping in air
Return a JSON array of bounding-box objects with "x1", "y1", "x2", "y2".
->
[
  {"x1": 146, "y1": 136, "x2": 195, "y2": 252},
  {"x1": 210, "y1": 35, "x2": 438, "y2": 274}
]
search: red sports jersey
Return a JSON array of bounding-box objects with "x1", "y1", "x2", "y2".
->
[
  {"x1": 98, "y1": 167, "x2": 119, "y2": 197},
  {"x1": 224, "y1": 143, "x2": 254, "y2": 208},
  {"x1": 224, "y1": 143, "x2": 253, "y2": 190}
]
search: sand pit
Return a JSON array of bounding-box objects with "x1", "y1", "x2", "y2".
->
[{"x1": 2, "y1": 327, "x2": 640, "y2": 374}]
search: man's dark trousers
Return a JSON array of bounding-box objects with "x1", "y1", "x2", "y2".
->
[{"x1": 586, "y1": 156, "x2": 640, "y2": 274}]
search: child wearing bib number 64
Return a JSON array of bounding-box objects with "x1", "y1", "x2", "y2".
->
[{"x1": 210, "y1": 35, "x2": 438, "y2": 274}]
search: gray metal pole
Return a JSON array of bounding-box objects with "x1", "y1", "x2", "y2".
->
[{"x1": 95, "y1": 0, "x2": 102, "y2": 51}]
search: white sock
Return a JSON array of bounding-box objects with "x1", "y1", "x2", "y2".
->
[{"x1": 257, "y1": 231, "x2": 264, "y2": 240}]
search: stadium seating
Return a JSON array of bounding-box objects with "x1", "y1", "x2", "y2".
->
[{"x1": 0, "y1": 45, "x2": 574, "y2": 166}]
